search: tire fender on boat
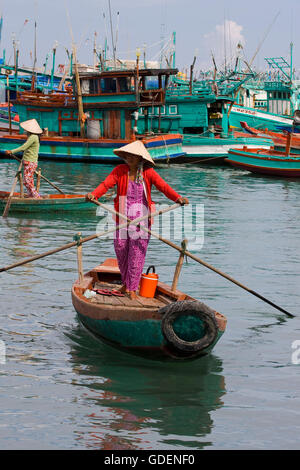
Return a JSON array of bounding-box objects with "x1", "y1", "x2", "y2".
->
[{"x1": 160, "y1": 300, "x2": 218, "y2": 353}]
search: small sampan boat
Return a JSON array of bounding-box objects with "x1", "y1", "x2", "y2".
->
[
  {"x1": 0, "y1": 191, "x2": 96, "y2": 214},
  {"x1": 71, "y1": 258, "x2": 227, "y2": 361}
]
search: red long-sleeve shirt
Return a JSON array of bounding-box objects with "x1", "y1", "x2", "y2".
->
[{"x1": 92, "y1": 164, "x2": 181, "y2": 223}]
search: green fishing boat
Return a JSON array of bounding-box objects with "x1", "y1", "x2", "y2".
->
[
  {"x1": 0, "y1": 191, "x2": 96, "y2": 213},
  {"x1": 72, "y1": 258, "x2": 227, "y2": 361},
  {"x1": 135, "y1": 74, "x2": 272, "y2": 162},
  {"x1": 0, "y1": 66, "x2": 185, "y2": 163}
]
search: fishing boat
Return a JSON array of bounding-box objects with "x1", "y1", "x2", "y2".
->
[
  {"x1": 0, "y1": 191, "x2": 97, "y2": 213},
  {"x1": 136, "y1": 74, "x2": 272, "y2": 162},
  {"x1": 225, "y1": 147, "x2": 300, "y2": 177},
  {"x1": 71, "y1": 258, "x2": 227, "y2": 361},
  {"x1": 238, "y1": 121, "x2": 300, "y2": 154},
  {"x1": 0, "y1": 66, "x2": 185, "y2": 163},
  {"x1": 229, "y1": 52, "x2": 300, "y2": 133}
]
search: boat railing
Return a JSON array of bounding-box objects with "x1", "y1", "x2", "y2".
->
[
  {"x1": 16, "y1": 91, "x2": 76, "y2": 106},
  {"x1": 139, "y1": 89, "x2": 165, "y2": 105}
]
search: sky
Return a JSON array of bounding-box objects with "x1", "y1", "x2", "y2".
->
[{"x1": 0, "y1": 0, "x2": 299, "y2": 76}]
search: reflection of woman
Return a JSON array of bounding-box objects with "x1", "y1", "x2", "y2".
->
[
  {"x1": 86, "y1": 141, "x2": 189, "y2": 300},
  {"x1": 5, "y1": 119, "x2": 43, "y2": 198}
]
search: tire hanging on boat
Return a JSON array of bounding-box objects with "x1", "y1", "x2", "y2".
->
[{"x1": 160, "y1": 300, "x2": 218, "y2": 354}]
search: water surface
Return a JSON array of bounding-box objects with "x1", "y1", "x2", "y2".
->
[{"x1": 0, "y1": 160, "x2": 300, "y2": 449}]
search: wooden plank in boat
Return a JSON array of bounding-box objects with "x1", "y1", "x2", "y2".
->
[
  {"x1": 93, "y1": 258, "x2": 120, "y2": 274},
  {"x1": 93, "y1": 293, "x2": 124, "y2": 306},
  {"x1": 135, "y1": 295, "x2": 165, "y2": 308},
  {"x1": 93, "y1": 281, "x2": 165, "y2": 308}
]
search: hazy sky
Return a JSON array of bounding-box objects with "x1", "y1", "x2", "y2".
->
[{"x1": 0, "y1": 0, "x2": 299, "y2": 75}]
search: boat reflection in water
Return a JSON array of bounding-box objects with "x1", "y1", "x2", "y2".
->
[{"x1": 65, "y1": 324, "x2": 226, "y2": 450}]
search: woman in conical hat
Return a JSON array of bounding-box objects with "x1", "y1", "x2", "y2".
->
[
  {"x1": 86, "y1": 140, "x2": 189, "y2": 300},
  {"x1": 5, "y1": 119, "x2": 43, "y2": 198}
]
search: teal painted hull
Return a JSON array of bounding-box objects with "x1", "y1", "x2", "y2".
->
[
  {"x1": 226, "y1": 148, "x2": 300, "y2": 177},
  {"x1": 0, "y1": 192, "x2": 96, "y2": 213},
  {"x1": 77, "y1": 312, "x2": 224, "y2": 361},
  {"x1": 0, "y1": 134, "x2": 185, "y2": 163},
  {"x1": 229, "y1": 106, "x2": 294, "y2": 132},
  {"x1": 72, "y1": 260, "x2": 227, "y2": 361}
]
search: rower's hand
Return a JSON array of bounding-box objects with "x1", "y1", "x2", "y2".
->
[
  {"x1": 177, "y1": 197, "x2": 189, "y2": 206},
  {"x1": 85, "y1": 193, "x2": 96, "y2": 202},
  {"x1": 5, "y1": 150, "x2": 12, "y2": 155}
]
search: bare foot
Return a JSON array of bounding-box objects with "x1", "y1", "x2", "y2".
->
[
  {"x1": 119, "y1": 285, "x2": 127, "y2": 294},
  {"x1": 129, "y1": 291, "x2": 138, "y2": 300}
]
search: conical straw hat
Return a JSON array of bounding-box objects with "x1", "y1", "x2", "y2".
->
[
  {"x1": 20, "y1": 119, "x2": 43, "y2": 135},
  {"x1": 113, "y1": 140, "x2": 155, "y2": 165}
]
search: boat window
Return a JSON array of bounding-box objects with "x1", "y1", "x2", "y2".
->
[
  {"x1": 101, "y1": 78, "x2": 117, "y2": 93},
  {"x1": 145, "y1": 76, "x2": 159, "y2": 90},
  {"x1": 169, "y1": 105, "x2": 177, "y2": 114},
  {"x1": 89, "y1": 79, "x2": 101, "y2": 94},
  {"x1": 118, "y1": 77, "x2": 130, "y2": 92}
]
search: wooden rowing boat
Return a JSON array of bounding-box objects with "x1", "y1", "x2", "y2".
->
[
  {"x1": 71, "y1": 258, "x2": 227, "y2": 361},
  {"x1": 0, "y1": 191, "x2": 95, "y2": 213}
]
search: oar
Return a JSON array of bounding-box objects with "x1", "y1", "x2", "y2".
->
[
  {"x1": 91, "y1": 199, "x2": 295, "y2": 318},
  {"x1": 0, "y1": 203, "x2": 180, "y2": 273},
  {"x1": 8, "y1": 154, "x2": 65, "y2": 195},
  {"x1": 2, "y1": 160, "x2": 23, "y2": 218}
]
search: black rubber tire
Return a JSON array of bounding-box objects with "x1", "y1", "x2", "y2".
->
[{"x1": 160, "y1": 300, "x2": 218, "y2": 353}]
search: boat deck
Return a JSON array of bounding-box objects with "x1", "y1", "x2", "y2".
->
[{"x1": 91, "y1": 280, "x2": 171, "y2": 309}]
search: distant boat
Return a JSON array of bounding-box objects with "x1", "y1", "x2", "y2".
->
[
  {"x1": 225, "y1": 146, "x2": 300, "y2": 177},
  {"x1": 239, "y1": 121, "x2": 300, "y2": 154},
  {"x1": 229, "y1": 105, "x2": 295, "y2": 133},
  {"x1": 72, "y1": 258, "x2": 227, "y2": 361},
  {"x1": 135, "y1": 79, "x2": 272, "y2": 162}
]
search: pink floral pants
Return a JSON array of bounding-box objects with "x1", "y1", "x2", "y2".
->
[{"x1": 23, "y1": 161, "x2": 40, "y2": 198}]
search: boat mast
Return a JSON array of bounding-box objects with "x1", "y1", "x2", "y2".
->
[
  {"x1": 108, "y1": 0, "x2": 116, "y2": 67},
  {"x1": 290, "y1": 42, "x2": 293, "y2": 82}
]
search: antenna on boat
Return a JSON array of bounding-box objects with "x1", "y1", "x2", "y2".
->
[
  {"x1": 107, "y1": 0, "x2": 116, "y2": 67},
  {"x1": 115, "y1": 10, "x2": 120, "y2": 65},
  {"x1": 249, "y1": 11, "x2": 280, "y2": 67},
  {"x1": 223, "y1": 9, "x2": 227, "y2": 74},
  {"x1": 64, "y1": 0, "x2": 85, "y2": 137},
  {"x1": 93, "y1": 31, "x2": 97, "y2": 68}
]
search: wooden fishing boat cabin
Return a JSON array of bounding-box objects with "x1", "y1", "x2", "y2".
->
[{"x1": 0, "y1": 67, "x2": 184, "y2": 163}]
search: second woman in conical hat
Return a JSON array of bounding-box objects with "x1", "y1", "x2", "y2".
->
[
  {"x1": 5, "y1": 119, "x2": 43, "y2": 198},
  {"x1": 86, "y1": 140, "x2": 189, "y2": 300}
]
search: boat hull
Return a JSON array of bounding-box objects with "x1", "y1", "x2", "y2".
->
[
  {"x1": 180, "y1": 134, "x2": 272, "y2": 162},
  {"x1": 0, "y1": 192, "x2": 95, "y2": 213},
  {"x1": 229, "y1": 105, "x2": 295, "y2": 132},
  {"x1": 71, "y1": 259, "x2": 227, "y2": 361},
  {"x1": 0, "y1": 133, "x2": 185, "y2": 163},
  {"x1": 226, "y1": 148, "x2": 300, "y2": 177},
  {"x1": 76, "y1": 310, "x2": 224, "y2": 361}
]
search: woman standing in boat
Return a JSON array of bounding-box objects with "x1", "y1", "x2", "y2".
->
[
  {"x1": 5, "y1": 119, "x2": 43, "y2": 199},
  {"x1": 86, "y1": 141, "x2": 189, "y2": 300}
]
